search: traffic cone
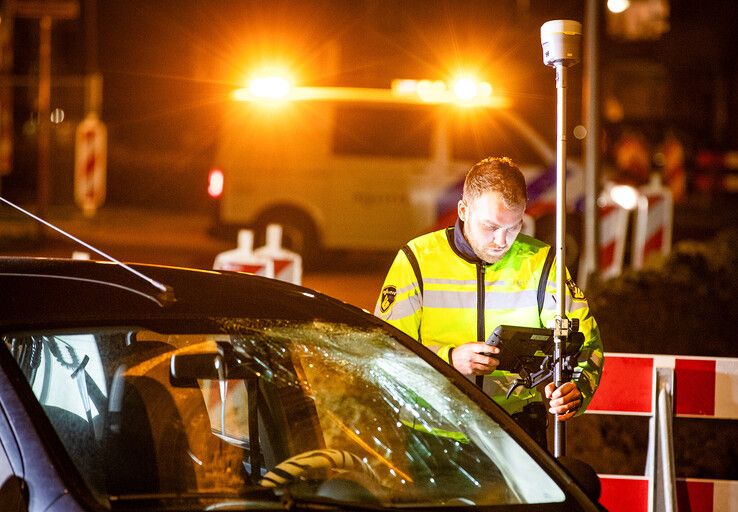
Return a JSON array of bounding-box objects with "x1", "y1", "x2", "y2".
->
[
  {"x1": 254, "y1": 224, "x2": 302, "y2": 285},
  {"x1": 213, "y1": 229, "x2": 274, "y2": 277}
]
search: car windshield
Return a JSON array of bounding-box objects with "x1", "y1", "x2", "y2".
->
[{"x1": 3, "y1": 320, "x2": 565, "y2": 509}]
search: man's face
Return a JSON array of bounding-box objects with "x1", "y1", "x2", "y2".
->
[{"x1": 458, "y1": 191, "x2": 525, "y2": 264}]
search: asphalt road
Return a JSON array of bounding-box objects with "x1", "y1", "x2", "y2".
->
[
  {"x1": 2, "y1": 194, "x2": 735, "y2": 311},
  {"x1": 0, "y1": 205, "x2": 390, "y2": 312}
]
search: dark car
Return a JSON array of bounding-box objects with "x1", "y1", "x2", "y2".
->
[{"x1": 0, "y1": 257, "x2": 598, "y2": 511}]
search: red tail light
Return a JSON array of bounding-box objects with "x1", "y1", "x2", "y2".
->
[{"x1": 208, "y1": 168, "x2": 224, "y2": 198}]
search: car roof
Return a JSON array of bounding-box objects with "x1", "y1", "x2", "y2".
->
[{"x1": 0, "y1": 257, "x2": 382, "y2": 332}]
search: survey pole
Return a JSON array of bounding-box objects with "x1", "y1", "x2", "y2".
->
[{"x1": 540, "y1": 19, "x2": 582, "y2": 458}]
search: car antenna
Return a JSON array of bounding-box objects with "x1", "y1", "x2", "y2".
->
[{"x1": 0, "y1": 196, "x2": 175, "y2": 306}]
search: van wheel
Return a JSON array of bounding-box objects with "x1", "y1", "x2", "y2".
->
[
  {"x1": 254, "y1": 209, "x2": 323, "y2": 270},
  {"x1": 534, "y1": 214, "x2": 582, "y2": 280}
]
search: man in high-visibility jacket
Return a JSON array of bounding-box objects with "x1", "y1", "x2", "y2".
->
[{"x1": 375, "y1": 156, "x2": 603, "y2": 447}]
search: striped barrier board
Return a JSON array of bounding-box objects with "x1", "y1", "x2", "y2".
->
[
  {"x1": 597, "y1": 200, "x2": 630, "y2": 280},
  {"x1": 577, "y1": 193, "x2": 631, "y2": 289},
  {"x1": 586, "y1": 353, "x2": 738, "y2": 511},
  {"x1": 587, "y1": 354, "x2": 738, "y2": 419},
  {"x1": 598, "y1": 476, "x2": 738, "y2": 512},
  {"x1": 677, "y1": 479, "x2": 738, "y2": 512},
  {"x1": 632, "y1": 184, "x2": 673, "y2": 270}
]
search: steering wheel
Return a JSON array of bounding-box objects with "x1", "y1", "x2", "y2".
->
[{"x1": 260, "y1": 449, "x2": 377, "y2": 488}]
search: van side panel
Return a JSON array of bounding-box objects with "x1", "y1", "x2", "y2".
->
[{"x1": 215, "y1": 102, "x2": 467, "y2": 250}]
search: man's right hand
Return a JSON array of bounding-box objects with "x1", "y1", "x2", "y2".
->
[{"x1": 450, "y1": 342, "x2": 500, "y2": 376}]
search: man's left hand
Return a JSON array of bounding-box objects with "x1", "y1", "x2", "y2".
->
[{"x1": 544, "y1": 381, "x2": 582, "y2": 422}]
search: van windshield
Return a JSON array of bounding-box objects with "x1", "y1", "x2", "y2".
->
[
  {"x1": 450, "y1": 110, "x2": 548, "y2": 165},
  {"x1": 4, "y1": 321, "x2": 565, "y2": 509}
]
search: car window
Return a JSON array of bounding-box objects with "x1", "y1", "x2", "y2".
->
[
  {"x1": 3, "y1": 321, "x2": 566, "y2": 509},
  {"x1": 3, "y1": 334, "x2": 109, "y2": 498},
  {"x1": 25, "y1": 334, "x2": 107, "y2": 421},
  {"x1": 332, "y1": 105, "x2": 435, "y2": 158}
]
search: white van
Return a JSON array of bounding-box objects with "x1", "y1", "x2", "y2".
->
[{"x1": 208, "y1": 77, "x2": 584, "y2": 266}]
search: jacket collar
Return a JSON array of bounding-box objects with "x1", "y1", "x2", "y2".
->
[{"x1": 447, "y1": 218, "x2": 485, "y2": 264}]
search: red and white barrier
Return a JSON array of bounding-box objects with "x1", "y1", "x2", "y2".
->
[
  {"x1": 631, "y1": 181, "x2": 673, "y2": 270},
  {"x1": 678, "y1": 478, "x2": 738, "y2": 512},
  {"x1": 597, "y1": 476, "x2": 738, "y2": 512},
  {"x1": 585, "y1": 353, "x2": 738, "y2": 512},
  {"x1": 588, "y1": 354, "x2": 738, "y2": 419},
  {"x1": 576, "y1": 192, "x2": 630, "y2": 288},
  {"x1": 597, "y1": 199, "x2": 630, "y2": 280},
  {"x1": 213, "y1": 229, "x2": 275, "y2": 277},
  {"x1": 253, "y1": 224, "x2": 303, "y2": 285},
  {"x1": 74, "y1": 113, "x2": 107, "y2": 217},
  {"x1": 213, "y1": 225, "x2": 303, "y2": 285},
  {"x1": 580, "y1": 178, "x2": 674, "y2": 284}
]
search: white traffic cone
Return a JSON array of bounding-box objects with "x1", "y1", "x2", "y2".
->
[
  {"x1": 213, "y1": 229, "x2": 274, "y2": 277},
  {"x1": 254, "y1": 224, "x2": 302, "y2": 285}
]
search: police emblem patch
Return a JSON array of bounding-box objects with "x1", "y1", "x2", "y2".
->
[
  {"x1": 380, "y1": 285, "x2": 397, "y2": 313},
  {"x1": 565, "y1": 278, "x2": 586, "y2": 301}
]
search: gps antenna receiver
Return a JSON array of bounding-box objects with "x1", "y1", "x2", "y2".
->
[{"x1": 541, "y1": 19, "x2": 582, "y2": 67}]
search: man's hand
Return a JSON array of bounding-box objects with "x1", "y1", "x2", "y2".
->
[
  {"x1": 450, "y1": 342, "x2": 500, "y2": 376},
  {"x1": 545, "y1": 381, "x2": 582, "y2": 421}
]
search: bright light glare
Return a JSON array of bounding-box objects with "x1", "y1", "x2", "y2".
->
[
  {"x1": 452, "y1": 77, "x2": 478, "y2": 101},
  {"x1": 208, "y1": 168, "x2": 224, "y2": 198},
  {"x1": 391, "y1": 78, "x2": 446, "y2": 101},
  {"x1": 607, "y1": 0, "x2": 631, "y2": 14},
  {"x1": 248, "y1": 75, "x2": 292, "y2": 99},
  {"x1": 609, "y1": 184, "x2": 639, "y2": 210},
  {"x1": 416, "y1": 80, "x2": 447, "y2": 102},
  {"x1": 391, "y1": 79, "x2": 419, "y2": 96},
  {"x1": 451, "y1": 77, "x2": 492, "y2": 103},
  {"x1": 390, "y1": 77, "x2": 502, "y2": 106}
]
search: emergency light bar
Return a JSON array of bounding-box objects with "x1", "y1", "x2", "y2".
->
[
  {"x1": 248, "y1": 76, "x2": 292, "y2": 99},
  {"x1": 391, "y1": 77, "x2": 496, "y2": 106},
  {"x1": 232, "y1": 76, "x2": 508, "y2": 108}
]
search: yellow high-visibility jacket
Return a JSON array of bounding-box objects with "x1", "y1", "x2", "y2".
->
[{"x1": 375, "y1": 223, "x2": 604, "y2": 415}]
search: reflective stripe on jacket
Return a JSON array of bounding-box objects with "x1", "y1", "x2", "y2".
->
[{"x1": 375, "y1": 226, "x2": 604, "y2": 416}]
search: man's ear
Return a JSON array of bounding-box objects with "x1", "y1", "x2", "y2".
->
[{"x1": 457, "y1": 199, "x2": 467, "y2": 222}]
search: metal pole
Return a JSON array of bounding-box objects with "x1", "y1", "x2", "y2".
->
[
  {"x1": 84, "y1": 0, "x2": 102, "y2": 115},
  {"x1": 655, "y1": 367, "x2": 677, "y2": 512},
  {"x1": 553, "y1": 61, "x2": 568, "y2": 458},
  {"x1": 37, "y1": 15, "x2": 52, "y2": 236},
  {"x1": 14, "y1": 1, "x2": 80, "y2": 234},
  {"x1": 579, "y1": 0, "x2": 600, "y2": 289},
  {"x1": 540, "y1": 19, "x2": 582, "y2": 458}
]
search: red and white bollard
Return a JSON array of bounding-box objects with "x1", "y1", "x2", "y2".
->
[
  {"x1": 254, "y1": 224, "x2": 302, "y2": 285},
  {"x1": 213, "y1": 229, "x2": 274, "y2": 277},
  {"x1": 632, "y1": 177, "x2": 673, "y2": 270}
]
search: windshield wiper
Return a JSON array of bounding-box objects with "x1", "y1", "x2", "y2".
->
[
  {"x1": 109, "y1": 488, "x2": 280, "y2": 510},
  {"x1": 206, "y1": 484, "x2": 387, "y2": 512}
]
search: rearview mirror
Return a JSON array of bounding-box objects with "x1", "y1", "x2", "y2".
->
[{"x1": 170, "y1": 342, "x2": 259, "y2": 387}]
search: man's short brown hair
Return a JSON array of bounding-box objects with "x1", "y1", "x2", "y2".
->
[{"x1": 462, "y1": 156, "x2": 527, "y2": 209}]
